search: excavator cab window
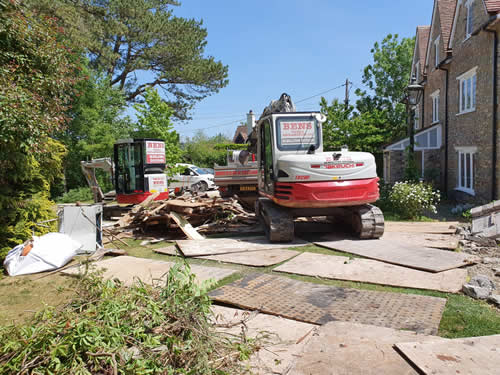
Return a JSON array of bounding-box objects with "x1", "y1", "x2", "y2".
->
[
  {"x1": 114, "y1": 142, "x2": 145, "y2": 194},
  {"x1": 261, "y1": 119, "x2": 274, "y2": 193},
  {"x1": 275, "y1": 116, "x2": 319, "y2": 152}
]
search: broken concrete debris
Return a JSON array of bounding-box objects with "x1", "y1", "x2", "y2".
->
[
  {"x1": 471, "y1": 200, "x2": 500, "y2": 238},
  {"x1": 488, "y1": 295, "x2": 500, "y2": 307},
  {"x1": 462, "y1": 275, "x2": 496, "y2": 300}
]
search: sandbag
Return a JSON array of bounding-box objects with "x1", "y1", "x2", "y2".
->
[{"x1": 4, "y1": 233, "x2": 82, "y2": 276}]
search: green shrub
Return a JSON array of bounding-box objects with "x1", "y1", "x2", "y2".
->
[
  {"x1": 56, "y1": 187, "x2": 93, "y2": 203},
  {"x1": 389, "y1": 181, "x2": 440, "y2": 219},
  {"x1": 0, "y1": 263, "x2": 256, "y2": 374}
]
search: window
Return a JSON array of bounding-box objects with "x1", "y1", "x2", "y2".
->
[
  {"x1": 434, "y1": 36, "x2": 440, "y2": 67},
  {"x1": 385, "y1": 124, "x2": 441, "y2": 151},
  {"x1": 455, "y1": 146, "x2": 476, "y2": 195},
  {"x1": 457, "y1": 67, "x2": 477, "y2": 114},
  {"x1": 431, "y1": 90, "x2": 440, "y2": 123},
  {"x1": 466, "y1": 0, "x2": 474, "y2": 38},
  {"x1": 415, "y1": 61, "x2": 420, "y2": 82},
  {"x1": 414, "y1": 104, "x2": 420, "y2": 130},
  {"x1": 275, "y1": 116, "x2": 319, "y2": 151}
]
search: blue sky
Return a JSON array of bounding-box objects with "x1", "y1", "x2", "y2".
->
[{"x1": 165, "y1": 0, "x2": 434, "y2": 140}]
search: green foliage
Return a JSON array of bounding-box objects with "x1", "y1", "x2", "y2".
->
[
  {"x1": 355, "y1": 34, "x2": 415, "y2": 143},
  {"x1": 133, "y1": 87, "x2": 183, "y2": 171},
  {"x1": 320, "y1": 34, "x2": 414, "y2": 155},
  {"x1": 60, "y1": 69, "x2": 133, "y2": 191},
  {"x1": 213, "y1": 143, "x2": 249, "y2": 151},
  {"x1": 0, "y1": 264, "x2": 255, "y2": 374},
  {"x1": 29, "y1": 0, "x2": 229, "y2": 119},
  {"x1": 320, "y1": 98, "x2": 387, "y2": 154},
  {"x1": 0, "y1": 1, "x2": 80, "y2": 259},
  {"x1": 182, "y1": 131, "x2": 233, "y2": 167},
  {"x1": 404, "y1": 148, "x2": 421, "y2": 182},
  {"x1": 389, "y1": 181, "x2": 440, "y2": 220},
  {"x1": 56, "y1": 187, "x2": 93, "y2": 203}
]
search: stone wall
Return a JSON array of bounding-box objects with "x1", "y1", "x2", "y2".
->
[{"x1": 447, "y1": 0, "x2": 495, "y2": 202}]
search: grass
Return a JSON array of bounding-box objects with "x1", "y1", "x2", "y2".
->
[{"x1": 1, "y1": 237, "x2": 500, "y2": 340}]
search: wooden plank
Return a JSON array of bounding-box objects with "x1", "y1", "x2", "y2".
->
[
  {"x1": 395, "y1": 335, "x2": 500, "y2": 375},
  {"x1": 382, "y1": 231, "x2": 459, "y2": 250},
  {"x1": 385, "y1": 221, "x2": 458, "y2": 234},
  {"x1": 315, "y1": 236, "x2": 477, "y2": 272},
  {"x1": 289, "y1": 322, "x2": 444, "y2": 375},
  {"x1": 63, "y1": 256, "x2": 235, "y2": 286},
  {"x1": 211, "y1": 306, "x2": 317, "y2": 375},
  {"x1": 209, "y1": 274, "x2": 447, "y2": 335},
  {"x1": 169, "y1": 211, "x2": 205, "y2": 240},
  {"x1": 196, "y1": 249, "x2": 300, "y2": 267},
  {"x1": 176, "y1": 237, "x2": 308, "y2": 257},
  {"x1": 156, "y1": 245, "x2": 300, "y2": 267},
  {"x1": 274, "y1": 252, "x2": 467, "y2": 293}
]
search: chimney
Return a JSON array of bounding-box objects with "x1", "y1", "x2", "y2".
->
[{"x1": 246, "y1": 110, "x2": 255, "y2": 136}]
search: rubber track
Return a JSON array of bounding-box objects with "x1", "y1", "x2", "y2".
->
[
  {"x1": 257, "y1": 198, "x2": 295, "y2": 243},
  {"x1": 348, "y1": 204, "x2": 385, "y2": 239}
]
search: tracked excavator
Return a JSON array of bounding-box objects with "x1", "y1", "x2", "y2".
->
[{"x1": 252, "y1": 93, "x2": 384, "y2": 242}]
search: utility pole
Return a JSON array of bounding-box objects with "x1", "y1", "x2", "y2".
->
[{"x1": 344, "y1": 78, "x2": 349, "y2": 111}]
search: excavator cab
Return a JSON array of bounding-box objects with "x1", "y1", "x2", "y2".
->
[{"x1": 114, "y1": 138, "x2": 169, "y2": 204}]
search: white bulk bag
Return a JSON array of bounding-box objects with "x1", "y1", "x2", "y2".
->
[{"x1": 4, "y1": 233, "x2": 82, "y2": 276}]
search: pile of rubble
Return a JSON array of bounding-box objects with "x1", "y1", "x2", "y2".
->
[
  {"x1": 108, "y1": 193, "x2": 259, "y2": 240},
  {"x1": 454, "y1": 201, "x2": 500, "y2": 306}
]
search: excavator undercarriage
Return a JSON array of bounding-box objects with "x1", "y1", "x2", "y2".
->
[{"x1": 256, "y1": 198, "x2": 384, "y2": 242}]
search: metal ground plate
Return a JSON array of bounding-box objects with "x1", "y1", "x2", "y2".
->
[{"x1": 209, "y1": 274, "x2": 446, "y2": 335}]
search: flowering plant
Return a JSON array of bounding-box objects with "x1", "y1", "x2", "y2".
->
[{"x1": 389, "y1": 181, "x2": 440, "y2": 219}]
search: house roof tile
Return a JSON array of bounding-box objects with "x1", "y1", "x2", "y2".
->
[
  {"x1": 417, "y1": 26, "x2": 431, "y2": 70},
  {"x1": 437, "y1": 0, "x2": 457, "y2": 49},
  {"x1": 485, "y1": 0, "x2": 500, "y2": 13}
]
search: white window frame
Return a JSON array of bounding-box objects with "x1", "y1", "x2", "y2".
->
[
  {"x1": 455, "y1": 146, "x2": 476, "y2": 195},
  {"x1": 431, "y1": 90, "x2": 440, "y2": 124},
  {"x1": 384, "y1": 124, "x2": 442, "y2": 152},
  {"x1": 414, "y1": 104, "x2": 420, "y2": 130},
  {"x1": 466, "y1": 0, "x2": 474, "y2": 39},
  {"x1": 434, "y1": 36, "x2": 440, "y2": 67},
  {"x1": 457, "y1": 67, "x2": 477, "y2": 115}
]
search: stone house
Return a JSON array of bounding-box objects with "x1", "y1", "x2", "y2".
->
[{"x1": 384, "y1": 0, "x2": 500, "y2": 203}]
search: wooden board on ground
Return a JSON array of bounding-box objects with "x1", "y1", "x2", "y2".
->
[
  {"x1": 289, "y1": 322, "x2": 444, "y2": 375},
  {"x1": 176, "y1": 236, "x2": 308, "y2": 257},
  {"x1": 385, "y1": 221, "x2": 458, "y2": 234},
  {"x1": 395, "y1": 335, "x2": 500, "y2": 375},
  {"x1": 197, "y1": 249, "x2": 300, "y2": 267},
  {"x1": 315, "y1": 236, "x2": 477, "y2": 272},
  {"x1": 63, "y1": 256, "x2": 235, "y2": 286},
  {"x1": 209, "y1": 273, "x2": 447, "y2": 335},
  {"x1": 382, "y1": 231, "x2": 459, "y2": 250},
  {"x1": 274, "y1": 252, "x2": 468, "y2": 293},
  {"x1": 155, "y1": 244, "x2": 300, "y2": 266},
  {"x1": 153, "y1": 246, "x2": 179, "y2": 256},
  {"x1": 211, "y1": 306, "x2": 316, "y2": 375},
  {"x1": 169, "y1": 211, "x2": 205, "y2": 240}
]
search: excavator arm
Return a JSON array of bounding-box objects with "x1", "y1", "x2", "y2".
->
[{"x1": 80, "y1": 158, "x2": 113, "y2": 203}]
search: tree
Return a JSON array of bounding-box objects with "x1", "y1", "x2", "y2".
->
[
  {"x1": 182, "y1": 131, "x2": 233, "y2": 167},
  {"x1": 0, "y1": 0, "x2": 81, "y2": 257},
  {"x1": 133, "y1": 87, "x2": 182, "y2": 169},
  {"x1": 59, "y1": 68, "x2": 133, "y2": 192},
  {"x1": 29, "y1": 0, "x2": 229, "y2": 119},
  {"x1": 355, "y1": 34, "x2": 415, "y2": 142},
  {"x1": 320, "y1": 98, "x2": 387, "y2": 155}
]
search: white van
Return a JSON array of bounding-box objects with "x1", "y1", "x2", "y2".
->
[{"x1": 169, "y1": 163, "x2": 216, "y2": 192}]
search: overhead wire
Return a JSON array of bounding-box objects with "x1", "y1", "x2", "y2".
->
[{"x1": 178, "y1": 82, "x2": 348, "y2": 135}]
